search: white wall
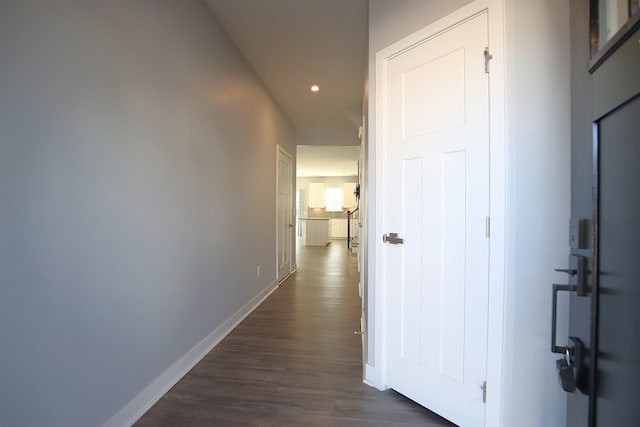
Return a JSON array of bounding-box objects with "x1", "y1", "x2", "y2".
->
[
  {"x1": 0, "y1": 2, "x2": 294, "y2": 426},
  {"x1": 368, "y1": 1, "x2": 571, "y2": 426},
  {"x1": 501, "y1": 0, "x2": 571, "y2": 425}
]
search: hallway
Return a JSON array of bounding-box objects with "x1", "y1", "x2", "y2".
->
[{"x1": 135, "y1": 241, "x2": 453, "y2": 426}]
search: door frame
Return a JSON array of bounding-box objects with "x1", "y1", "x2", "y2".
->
[
  {"x1": 372, "y1": 0, "x2": 506, "y2": 424},
  {"x1": 276, "y1": 144, "x2": 294, "y2": 282}
]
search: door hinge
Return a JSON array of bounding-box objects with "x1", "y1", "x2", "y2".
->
[
  {"x1": 484, "y1": 47, "x2": 493, "y2": 73},
  {"x1": 482, "y1": 381, "x2": 487, "y2": 403},
  {"x1": 486, "y1": 216, "x2": 491, "y2": 238}
]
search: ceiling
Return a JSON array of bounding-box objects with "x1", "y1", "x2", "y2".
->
[{"x1": 205, "y1": 0, "x2": 367, "y2": 176}]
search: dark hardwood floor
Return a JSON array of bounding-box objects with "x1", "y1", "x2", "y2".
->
[{"x1": 135, "y1": 240, "x2": 454, "y2": 426}]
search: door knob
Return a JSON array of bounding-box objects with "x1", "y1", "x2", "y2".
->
[{"x1": 383, "y1": 233, "x2": 404, "y2": 245}]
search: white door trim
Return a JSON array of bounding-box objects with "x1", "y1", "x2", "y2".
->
[
  {"x1": 372, "y1": 0, "x2": 506, "y2": 425},
  {"x1": 484, "y1": 1, "x2": 506, "y2": 426},
  {"x1": 276, "y1": 144, "x2": 294, "y2": 283}
]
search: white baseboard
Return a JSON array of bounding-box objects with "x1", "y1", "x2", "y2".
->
[{"x1": 102, "y1": 279, "x2": 280, "y2": 427}]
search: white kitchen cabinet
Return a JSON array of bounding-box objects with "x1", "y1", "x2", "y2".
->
[
  {"x1": 301, "y1": 218, "x2": 329, "y2": 245},
  {"x1": 308, "y1": 183, "x2": 325, "y2": 208}
]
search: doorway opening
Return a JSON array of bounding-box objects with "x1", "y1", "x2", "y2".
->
[{"x1": 295, "y1": 145, "x2": 361, "y2": 254}]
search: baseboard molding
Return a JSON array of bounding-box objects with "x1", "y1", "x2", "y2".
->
[
  {"x1": 103, "y1": 279, "x2": 280, "y2": 427},
  {"x1": 363, "y1": 363, "x2": 376, "y2": 387}
]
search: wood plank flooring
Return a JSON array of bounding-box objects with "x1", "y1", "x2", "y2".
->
[{"x1": 135, "y1": 241, "x2": 454, "y2": 426}]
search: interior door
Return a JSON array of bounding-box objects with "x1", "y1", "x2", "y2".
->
[
  {"x1": 382, "y1": 12, "x2": 490, "y2": 427},
  {"x1": 277, "y1": 146, "x2": 292, "y2": 282},
  {"x1": 566, "y1": 1, "x2": 640, "y2": 425}
]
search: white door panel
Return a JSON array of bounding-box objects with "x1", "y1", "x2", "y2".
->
[
  {"x1": 383, "y1": 12, "x2": 490, "y2": 427},
  {"x1": 277, "y1": 147, "x2": 292, "y2": 282}
]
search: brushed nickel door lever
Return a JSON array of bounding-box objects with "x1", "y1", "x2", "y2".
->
[{"x1": 383, "y1": 233, "x2": 404, "y2": 245}]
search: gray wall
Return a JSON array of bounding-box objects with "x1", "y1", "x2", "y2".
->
[
  {"x1": 296, "y1": 123, "x2": 361, "y2": 146},
  {"x1": 0, "y1": 1, "x2": 294, "y2": 426}
]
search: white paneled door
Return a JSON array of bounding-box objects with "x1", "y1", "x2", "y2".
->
[
  {"x1": 381, "y1": 12, "x2": 490, "y2": 427},
  {"x1": 277, "y1": 146, "x2": 293, "y2": 282}
]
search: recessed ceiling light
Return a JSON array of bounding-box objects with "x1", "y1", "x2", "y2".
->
[{"x1": 310, "y1": 85, "x2": 320, "y2": 92}]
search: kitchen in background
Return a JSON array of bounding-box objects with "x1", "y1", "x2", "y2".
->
[{"x1": 296, "y1": 146, "x2": 360, "y2": 250}]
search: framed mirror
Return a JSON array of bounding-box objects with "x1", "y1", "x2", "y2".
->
[{"x1": 590, "y1": 0, "x2": 640, "y2": 70}]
